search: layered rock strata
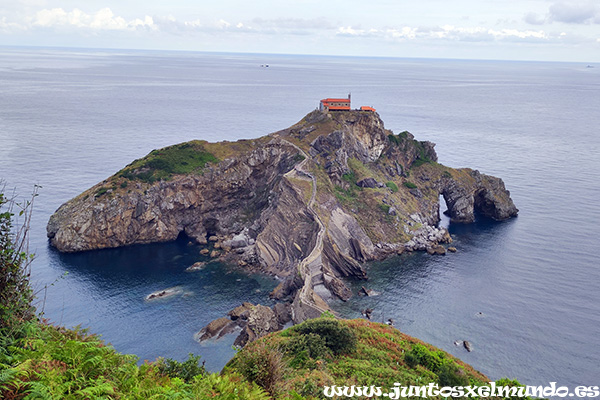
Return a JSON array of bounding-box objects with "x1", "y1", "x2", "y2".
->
[{"x1": 48, "y1": 109, "x2": 518, "y2": 345}]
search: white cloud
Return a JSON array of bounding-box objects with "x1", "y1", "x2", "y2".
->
[
  {"x1": 336, "y1": 24, "x2": 549, "y2": 43},
  {"x1": 30, "y1": 7, "x2": 155, "y2": 31}
]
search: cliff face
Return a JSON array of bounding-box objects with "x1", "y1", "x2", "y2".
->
[{"x1": 48, "y1": 109, "x2": 518, "y2": 335}]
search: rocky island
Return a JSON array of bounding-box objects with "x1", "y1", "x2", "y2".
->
[{"x1": 47, "y1": 108, "x2": 517, "y2": 345}]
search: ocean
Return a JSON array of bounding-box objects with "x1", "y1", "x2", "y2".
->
[{"x1": 1, "y1": 47, "x2": 598, "y2": 386}]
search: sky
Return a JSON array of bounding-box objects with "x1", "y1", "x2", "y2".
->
[{"x1": 1, "y1": 0, "x2": 599, "y2": 62}]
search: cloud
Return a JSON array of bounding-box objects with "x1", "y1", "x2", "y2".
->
[
  {"x1": 525, "y1": 2, "x2": 600, "y2": 25},
  {"x1": 549, "y1": 2, "x2": 599, "y2": 24},
  {"x1": 30, "y1": 7, "x2": 155, "y2": 31},
  {"x1": 524, "y1": 12, "x2": 547, "y2": 26},
  {"x1": 251, "y1": 17, "x2": 333, "y2": 31},
  {"x1": 336, "y1": 24, "x2": 550, "y2": 43}
]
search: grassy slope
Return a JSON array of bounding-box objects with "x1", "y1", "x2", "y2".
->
[
  {"x1": 225, "y1": 316, "x2": 504, "y2": 399},
  {"x1": 0, "y1": 321, "x2": 269, "y2": 399},
  {"x1": 1, "y1": 318, "x2": 529, "y2": 400}
]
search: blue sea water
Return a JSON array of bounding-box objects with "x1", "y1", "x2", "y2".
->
[{"x1": 1, "y1": 47, "x2": 599, "y2": 385}]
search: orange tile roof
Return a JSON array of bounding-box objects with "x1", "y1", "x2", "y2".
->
[
  {"x1": 360, "y1": 106, "x2": 376, "y2": 112},
  {"x1": 321, "y1": 98, "x2": 350, "y2": 103}
]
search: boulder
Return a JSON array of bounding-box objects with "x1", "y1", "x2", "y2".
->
[
  {"x1": 427, "y1": 245, "x2": 446, "y2": 255},
  {"x1": 228, "y1": 302, "x2": 254, "y2": 321},
  {"x1": 186, "y1": 261, "x2": 206, "y2": 272},
  {"x1": 323, "y1": 273, "x2": 352, "y2": 301},
  {"x1": 357, "y1": 178, "x2": 378, "y2": 188},
  {"x1": 358, "y1": 286, "x2": 379, "y2": 296},
  {"x1": 223, "y1": 231, "x2": 250, "y2": 249},
  {"x1": 463, "y1": 340, "x2": 473, "y2": 352},
  {"x1": 196, "y1": 317, "x2": 231, "y2": 342},
  {"x1": 273, "y1": 302, "x2": 292, "y2": 325}
]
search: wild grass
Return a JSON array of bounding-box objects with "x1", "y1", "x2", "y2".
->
[{"x1": 118, "y1": 142, "x2": 219, "y2": 183}]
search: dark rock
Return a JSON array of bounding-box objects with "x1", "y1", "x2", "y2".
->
[
  {"x1": 217, "y1": 320, "x2": 242, "y2": 339},
  {"x1": 357, "y1": 178, "x2": 378, "y2": 188},
  {"x1": 358, "y1": 286, "x2": 379, "y2": 296},
  {"x1": 196, "y1": 317, "x2": 231, "y2": 342},
  {"x1": 463, "y1": 340, "x2": 473, "y2": 352},
  {"x1": 270, "y1": 273, "x2": 304, "y2": 301},
  {"x1": 233, "y1": 325, "x2": 255, "y2": 347},
  {"x1": 409, "y1": 188, "x2": 423, "y2": 198},
  {"x1": 228, "y1": 302, "x2": 254, "y2": 321},
  {"x1": 273, "y1": 302, "x2": 292, "y2": 325},
  {"x1": 441, "y1": 170, "x2": 518, "y2": 223},
  {"x1": 323, "y1": 273, "x2": 352, "y2": 301},
  {"x1": 362, "y1": 308, "x2": 374, "y2": 320}
]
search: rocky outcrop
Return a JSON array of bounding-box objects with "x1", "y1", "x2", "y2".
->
[
  {"x1": 196, "y1": 302, "x2": 283, "y2": 347},
  {"x1": 440, "y1": 169, "x2": 518, "y2": 223},
  {"x1": 48, "y1": 109, "x2": 518, "y2": 339}
]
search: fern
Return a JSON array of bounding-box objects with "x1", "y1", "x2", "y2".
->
[
  {"x1": 23, "y1": 381, "x2": 53, "y2": 400},
  {"x1": 74, "y1": 380, "x2": 116, "y2": 397}
]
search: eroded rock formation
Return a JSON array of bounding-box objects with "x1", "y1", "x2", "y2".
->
[{"x1": 48, "y1": 109, "x2": 518, "y2": 346}]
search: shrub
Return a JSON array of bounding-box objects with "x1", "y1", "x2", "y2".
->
[
  {"x1": 234, "y1": 340, "x2": 284, "y2": 396},
  {"x1": 404, "y1": 343, "x2": 446, "y2": 373},
  {"x1": 95, "y1": 187, "x2": 108, "y2": 198},
  {"x1": 157, "y1": 353, "x2": 206, "y2": 383},
  {"x1": 286, "y1": 332, "x2": 331, "y2": 366},
  {"x1": 0, "y1": 186, "x2": 36, "y2": 336},
  {"x1": 403, "y1": 181, "x2": 417, "y2": 189},
  {"x1": 385, "y1": 181, "x2": 399, "y2": 192},
  {"x1": 438, "y1": 364, "x2": 470, "y2": 387},
  {"x1": 379, "y1": 203, "x2": 391, "y2": 214},
  {"x1": 341, "y1": 170, "x2": 357, "y2": 185},
  {"x1": 292, "y1": 318, "x2": 357, "y2": 356}
]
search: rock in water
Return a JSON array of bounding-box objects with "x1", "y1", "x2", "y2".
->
[
  {"x1": 463, "y1": 340, "x2": 473, "y2": 352},
  {"x1": 186, "y1": 261, "x2": 206, "y2": 272}
]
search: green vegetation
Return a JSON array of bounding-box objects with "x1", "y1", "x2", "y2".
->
[
  {"x1": 378, "y1": 203, "x2": 391, "y2": 214},
  {"x1": 388, "y1": 130, "x2": 432, "y2": 168},
  {"x1": 0, "y1": 187, "x2": 268, "y2": 400},
  {"x1": 403, "y1": 181, "x2": 418, "y2": 189},
  {"x1": 0, "y1": 188, "x2": 35, "y2": 337},
  {"x1": 94, "y1": 187, "x2": 108, "y2": 198},
  {"x1": 118, "y1": 142, "x2": 219, "y2": 183},
  {"x1": 226, "y1": 316, "x2": 502, "y2": 399},
  {"x1": 0, "y1": 322, "x2": 268, "y2": 399},
  {"x1": 333, "y1": 169, "x2": 362, "y2": 207},
  {"x1": 385, "y1": 181, "x2": 399, "y2": 192},
  {"x1": 387, "y1": 131, "x2": 410, "y2": 146}
]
